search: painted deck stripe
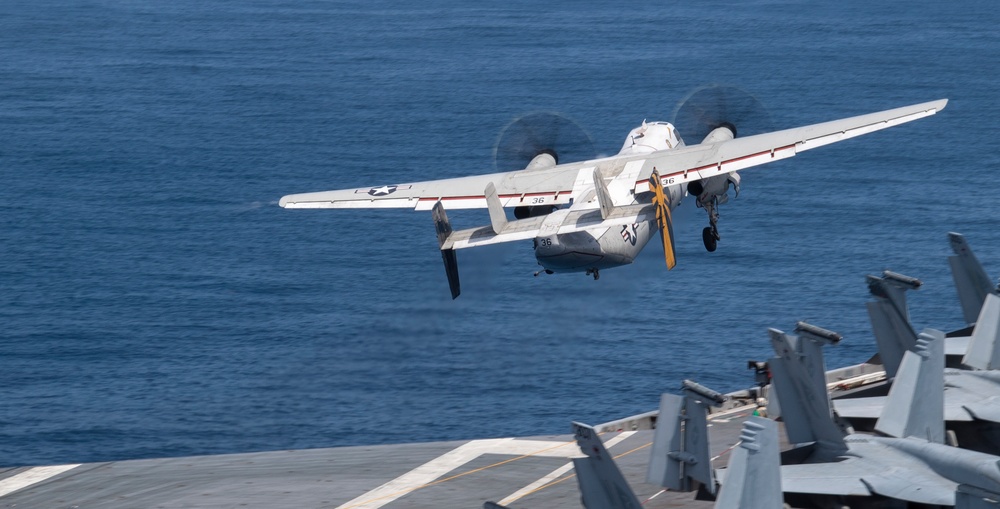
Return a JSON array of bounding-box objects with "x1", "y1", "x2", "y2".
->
[
  {"x1": 496, "y1": 431, "x2": 636, "y2": 505},
  {"x1": 335, "y1": 438, "x2": 577, "y2": 509},
  {"x1": 0, "y1": 465, "x2": 80, "y2": 498}
]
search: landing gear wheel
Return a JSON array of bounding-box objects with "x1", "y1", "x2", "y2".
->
[
  {"x1": 586, "y1": 268, "x2": 600, "y2": 280},
  {"x1": 702, "y1": 227, "x2": 718, "y2": 252}
]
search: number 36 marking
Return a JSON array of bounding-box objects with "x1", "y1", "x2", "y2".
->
[{"x1": 530, "y1": 196, "x2": 546, "y2": 204}]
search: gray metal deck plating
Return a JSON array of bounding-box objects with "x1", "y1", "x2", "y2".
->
[{"x1": 0, "y1": 406, "x2": 763, "y2": 508}]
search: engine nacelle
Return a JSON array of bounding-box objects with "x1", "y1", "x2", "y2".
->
[{"x1": 689, "y1": 172, "x2": 741, "y2": 205}]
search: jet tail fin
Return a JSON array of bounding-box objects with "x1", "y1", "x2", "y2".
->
[
  {"x1": 714, "y1": 417, "x2": 782, "y2": 509},
  {"x1": 648, "y1": 170, "x2": 677, "y2": 270},
  {"x1": 768, "y1": 323, "x2": 847, "y2": 459},
  {"x1": 647, "y1": 380, "x2": 725, "y2": 494},
  {"x1": 571, "y1": 422, "x2": 642, "y2": 509},
  {"x1": 963, "y1": 294, "x2": 1000, "y2": 370},
  {"x1": 875, "y1": 329, "x2": 946, "y2": 443},
  {"x1": 866, "y1": 272, "x2": 922, "y2": 378},
  {"x1": 949, "y1": 232, "x2": 997, "y2": 325},
  {"x1": 432, "y1": 201, "x2": 461, "y2": 299}
]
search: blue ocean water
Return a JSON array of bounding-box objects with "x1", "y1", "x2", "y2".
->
[{"x1": 1, "y1": 0, "x2": 998, "y2": 466}]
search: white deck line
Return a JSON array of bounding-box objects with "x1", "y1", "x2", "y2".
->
[
  {"x1": 0, "y1": 465, "x2": 80, "y2": 498},
  {"x1": 497, "y1": 431, "x2": 637, "y2": 505},
  {"x1": 335, "y1": 437, "x2": 578, "y2": 509}
]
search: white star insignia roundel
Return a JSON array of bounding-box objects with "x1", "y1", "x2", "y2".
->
[{"x1": 368, "y1": 185, "x2": 397, "y2": 196}]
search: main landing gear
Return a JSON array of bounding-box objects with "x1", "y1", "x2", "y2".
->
[
  {"x1": 585, "y1": 268, "x2": 600, "y2": 280},
  {"x1": 702, "y1": 226, "x2": 718, "y2": 252},
  {"x1": 701, "y1": 197, "x2": 721, "y2": 253}
]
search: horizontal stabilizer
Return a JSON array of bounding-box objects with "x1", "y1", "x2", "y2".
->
[
  {"x1": 441, "y1": 203, "x2": 656, "y2": 250},
  {"x1": 956, "y1": 484, "x2": 1000, "y2": 509}
]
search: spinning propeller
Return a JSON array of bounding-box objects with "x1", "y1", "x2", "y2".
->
[
  {"x1": 493, "y1": 112, "x2": 597, "y2": 172},
  {"x1": 671, "y1": 84, "x2": 772, "y2": 144}
]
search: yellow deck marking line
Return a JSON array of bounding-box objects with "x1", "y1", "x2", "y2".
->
[
  {"x1": 0, "y1": 465, "x2": 80, "y2": 498},
  {"x1": 501, "y1": 435, "x2": 651, "y2": 504},
  {"x1": 335, "y1": 438, "x2": 577, "y2": 509}
]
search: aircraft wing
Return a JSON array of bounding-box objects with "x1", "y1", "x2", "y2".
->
[
  {"x1": 280, "y1": 99, "x2": 946, "y2": 211},
  {"x1": 632, "y1": 99, "x2": 948, "y2": 193},
  {"x1": 279, "y1": 165, "x2": 586, "y2": 211}
]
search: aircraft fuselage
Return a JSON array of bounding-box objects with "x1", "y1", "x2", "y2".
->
[{"x1": 529, "y1": 121, "x2": 687, "y2": 275}]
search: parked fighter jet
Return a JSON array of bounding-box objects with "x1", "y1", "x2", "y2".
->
[
  {"x1": 835, "y1": 291, "x2": 1000, "y2": 430},
  {"x1": 280, "y1": 93, "x2": 947, "y2": 298},
  {"x1": 768, "y1": 328, "x2": 1000, "y2": 506}
]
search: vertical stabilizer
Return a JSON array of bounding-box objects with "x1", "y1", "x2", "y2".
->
[
  {"x1": 432, "y1": 201, "x2": 461, "y2": 299},
  {"x1": 866, "y1": 273, "x2": 921, "y2": 378},
  {"x1": 714, "y1": 417, "x2": 782, "y2": 509},
  {"x1": 768, "y1": 325, "x2": 847, "y2": 458},
  {"x1": 647, "y1": 381, "x2": 724, "y2": 494},
  {"x1": 875, "y1": 329, "x2": 945, "y2": 443},
  {"x1": 484, "y1": 182, "x2": 508, "y2": 235},
  {"x1": 963, "y1": 294, "x2": 1000, "y2": 370},
  {"x1": 572, "y1": 422, "x2": 642, "y2": 509},
  {"x1": 949, "y1": 232, "x2": 996, "y2": 325},
  {"x1": 593, "y1": 168, "x2": 615, "y2": 220}
]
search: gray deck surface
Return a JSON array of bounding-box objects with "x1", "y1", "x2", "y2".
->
[{"x1": 0, "y1": 407, "x2": 764, "y2": 508}]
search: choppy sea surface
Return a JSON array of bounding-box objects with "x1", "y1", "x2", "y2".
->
[{"x1": 2, "y1": 0, "x2": 998, "y2": 466}]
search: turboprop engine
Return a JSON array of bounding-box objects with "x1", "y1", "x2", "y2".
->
[
  {"x1": 494, "y1": 115, "x2": 596, "y2": 220},
  {"x1": 671, "y1": 86, "x2": 771, "y2": 252}
]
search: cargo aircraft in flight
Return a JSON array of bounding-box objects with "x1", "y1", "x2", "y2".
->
[{"x1": 280, "y1": 93, "x2": 947, "y2": 298}]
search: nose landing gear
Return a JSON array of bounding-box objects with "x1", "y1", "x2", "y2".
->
[{"x1": 585, "y1": 268, "x2": 600, "y2": 280}]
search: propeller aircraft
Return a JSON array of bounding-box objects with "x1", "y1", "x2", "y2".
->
[{"x1": 280, "y1": 91, "x2": 947, "y2": 298}]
